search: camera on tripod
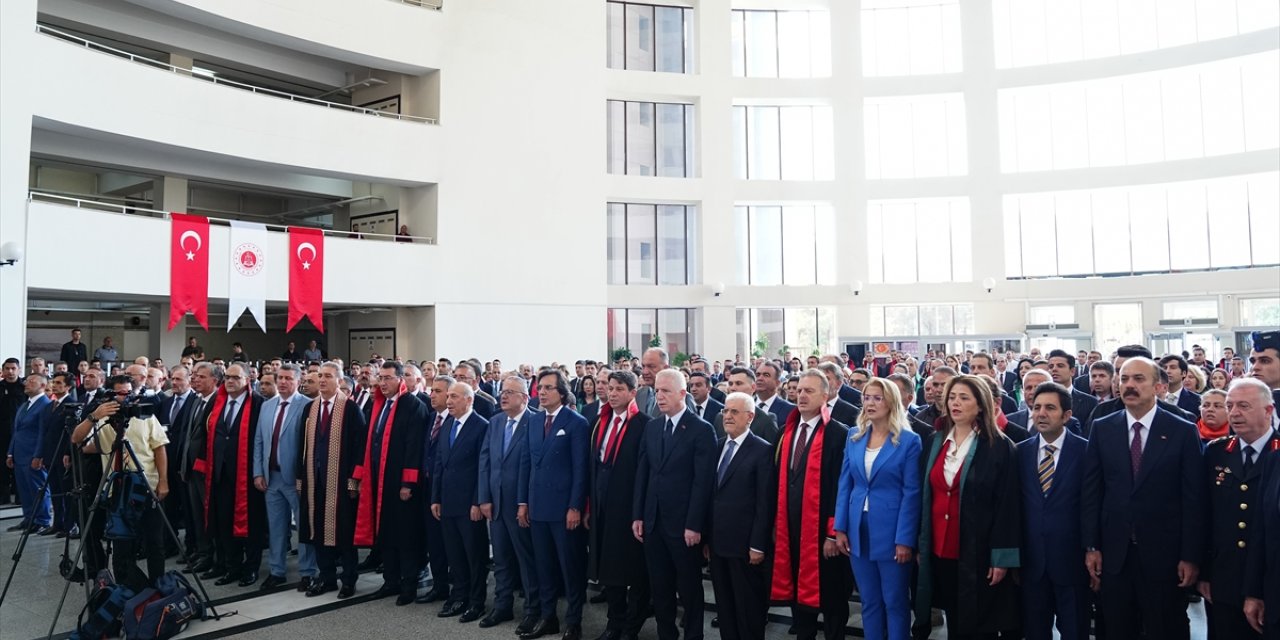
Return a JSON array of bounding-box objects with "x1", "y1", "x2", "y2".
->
[{"x1": 85, "y1": 392, "x2": 157, "y2": 430}]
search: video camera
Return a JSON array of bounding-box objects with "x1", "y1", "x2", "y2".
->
[{"x1": 84, "y1": 390, "x2": 158, "y2": 430}]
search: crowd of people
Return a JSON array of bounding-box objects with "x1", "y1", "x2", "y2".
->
[{"x1": 2, "y1": 328, "x2": 1280, "y2": 640}]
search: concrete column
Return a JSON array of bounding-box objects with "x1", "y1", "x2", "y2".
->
[
  {"x1": 148, "y1": 304, "x2": 188, "y2": 365},
  {"x1": 154, "y1": 176, "x2": 189, "y2": 213}
]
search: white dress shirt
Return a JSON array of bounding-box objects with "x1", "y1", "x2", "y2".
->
[
  {"x1": 1125, "y1": 404, "x2": 1159, "y2": 453},
  {"x1": 942, "y1": 428, "x2": 976, "y2": 485},
  {"x1": 1038, "y1": 429, "x2": 1066, "y2": 468}
]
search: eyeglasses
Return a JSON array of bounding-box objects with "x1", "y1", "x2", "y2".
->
[{"x1": 499, "y1": 389, "x2": 525, "y2": 397}]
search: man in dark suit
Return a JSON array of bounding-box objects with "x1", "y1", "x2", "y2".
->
[
  {"x1": 417, "y1": 375, "x2": 452, "y2": 604},
  {"x1": 1160, "y1": 355, "x2": 1203, "y2": 414},
  {"x1": 688, "y1": 372, "x2": 722, "y2": 426},
  {"x1": 1248, "y1": 330, "x2": 1280, "y2": 431},
  {"x1": 754, "y1": 361, "x2": 795, "y2": 426},
  {"x1": 915, "y1": 367, "x2": 957, "y2": 430},
  {"x1": 38, "y1": 372, "x2": 77, "y2": 537},
  {"x1": 1018, "y1": 382, "x2": 1090, "y2": 640},
  {"x1": 970, "y1": 353, "x2": 1019, "y2": 415},
  {"x1": 1007, "y1": 370, "x2": 1082, "y2": 436},
  {"x1": 181, "y1": 363, "x2": 221, "y2": 572},
  {"x1": 525, "y1": 370, "x2": 590, "y2": 640},
  {"x1": 6, "y1": 374, "x2": 52, "y2": 533},
  {"x1": 1047, "y1": 350, "x2": 1099, "y2": 433},
  {"x1": 588, "y1": 371, "x2": 651, "y2": 640},
  {"x1": 1201, "y1": 378, "x2": 1276, "y2": 640},
  {"x1": 707, "y1": 392, "x2": 774, "y2": 640},
  {"x1": 886, "y1": 374, "x2": 934, "y2": 437},
  {"x1": 716, "y1": 367, "x2": 778, "y2": 444},
  {"x1": 632, "y1": 370, "x2": 716, "y2": 640},
  {"x1": 999, "y1": 365, "x2": 1020, "y2": 399},
  {"x1": 478, "y1": 376, "x2": 539, "y2": 629},
  {"x1": 823, "y1": 357, "x2": 863, "y2": 407},
  {"x1": 817, "y1": 363, "x2": 860, "y2": 427},
  {"x1": 59, "y1": 328, "x2": 88, "y2": 373},
  {"x1": 1244, "y1": 433, "x2": 1280, "y2": 638},
  {"x1": 195, "y1": 363, "x2": 267, "y2": 587},
  {"x1": 157, "y1": 366, "x2": 195, "y2": 555},
  {"x1": 455, "y1": 363, "x2": 497, "y2": 419},
  {"x1": 432, "y1": 381, "x2": 491, "y2": 622},
  {"x1": 1085, "y1": 345, "x2": 1193, "y2": 433},
  {"x1": 1082, "y1": 357, "x2": 1206, "y2": 640}
]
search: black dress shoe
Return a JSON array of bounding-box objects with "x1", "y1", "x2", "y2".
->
[
  {"x1": 438, "y1": 601, "x2": 467, "y2": 617},
  {"x1": 710, "y1": 617, "x2": 719, "y2": 628},
  {"x1": 561, "y1": 625, "x2": 582, "y2": 640},
  {"x1": 297, "y1": 576, "x2": 313, "y2": 592},
  {"x1": 372, "y1": 584, "x2": 399, "y2": 599},
  {"x1": 198, "y1": 567, "x2": 224, "y2": 580},
  {"x1": 418, "y1": 588, "x2": 450, "y2": 604},
  {"x1": 35, "y1": 526, "x2": 56, "y2": 536},
  {"x1": 460, "y1": 606, "x2": 485, "y2": 623},
  {"x1": 260, "y1": 575, "x2": 287, "y2": 590},
  {"x1": 238, "y1": 572, "x2": 259, "y2": 587},
  {"x1": 55, "y1": 530, "x2": 69, "y2": 539},
  {"x1": 306, "y1": 581, "x2": 337, "y2": 597},
  {"x1": 5, "y1": 523, "x2": 26, "y2": 532},
  {"x1": 519, "y1": 618, "x2": 560, "y2": 640},
  {"x1": 588, "y1": 591, "x2": 607, "y2": 604},
  {"x1": 338, "y1": 584, "x2": 356, "y2": 599},
  {"x1": 516, "y1": 616, "x2": 539, "y2": 635},
  {"x1": 479, "y1": 610, "x2": 514, "y2": 628},
  {"x1": 356, "y1": 558, "x2": 380, "y2": 572},
  {"x1": 592, "y1": 630, "x2": 620, "y2": 640},
  {"x1": 214, "y1": 572, "x2": 242, "y2": 586},
  {"x1": 396, "y1": 592, "x2": 415, "y2": 606}
]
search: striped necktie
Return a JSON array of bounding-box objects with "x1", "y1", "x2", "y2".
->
[{"x1": 1038, "y1": 444, "x2": 1057, "y2": 495}]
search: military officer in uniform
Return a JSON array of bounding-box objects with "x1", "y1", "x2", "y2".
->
[{"x1": 1199, "y1": 377, "x2": 1278, "y2": 640}]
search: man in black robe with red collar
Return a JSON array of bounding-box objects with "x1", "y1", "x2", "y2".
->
[
  {"x1": 194, "y1": 363, "x2": 266, "y2": 587},
  {"x1": 355, "y1": 361, "x2": 426, "y2": 605},
  {"x1": 769, "y1": 369, "x2": 851, "y2": 640},
  {"x1": 297, "y1": 362, "x2": 368, "y2": 599}
]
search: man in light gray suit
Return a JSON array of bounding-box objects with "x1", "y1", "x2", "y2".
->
[{"x1": 252, "y1": 363, "x2": 316, "y2": 591}]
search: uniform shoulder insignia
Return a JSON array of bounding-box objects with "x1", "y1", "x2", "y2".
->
[{"x1": 1206, "y1": 435, "x2": 1232, "y2": 448}]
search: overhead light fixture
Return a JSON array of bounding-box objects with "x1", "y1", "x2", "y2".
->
[
  {"x1": 983, "y1": 277, "x2": 997, "y2": 293},
  {"x1": 711, "y1": 282, "x2": 726, "y2": 298},
  {"x1": 0, "y1": 242, "x2": 23, "y2": 268},
  {"x1": 851, "y1": 280, "x2": 864, "y2": 296},
  {"x1": 191, "y1": 67, "x2": 217, "y2": 77}
]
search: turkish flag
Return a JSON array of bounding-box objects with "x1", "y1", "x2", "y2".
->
[
  {"x1": 170, "y1": 213, "x2": 210, "y2": 331},
  {"x1": 288, "y1": 227, "x2": 324, "y2": 333}
]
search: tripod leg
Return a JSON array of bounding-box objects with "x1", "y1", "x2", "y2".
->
[{"x1": 0, "y1": 462, "x2": 58, "y2": 606}]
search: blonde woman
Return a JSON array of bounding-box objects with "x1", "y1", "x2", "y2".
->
[
  {"x1": 833, "y1": 378, "x2": 922, "y2": 640},
  {"x1": 914, "y1": 374, "x2": 1022, "y2": 639}
]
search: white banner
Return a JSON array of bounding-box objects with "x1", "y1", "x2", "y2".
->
[{"x1": 227, "y1": 220, "x2": 269, "y2": 332}]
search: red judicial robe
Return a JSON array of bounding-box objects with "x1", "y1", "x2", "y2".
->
[
  {"x1": 353, "y1": 384, "x2": 426, "y2": 547},
  {"x1": 769, "y1": 408, "x2": 851, "y2": 611}
]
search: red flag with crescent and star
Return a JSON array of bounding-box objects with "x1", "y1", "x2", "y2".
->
[
  {"x1": 169, "y1": 213, "x2": 209, "y2": 330},
  {"x1": 288, "y1": 227, "x2": 324, "y2": 333}
]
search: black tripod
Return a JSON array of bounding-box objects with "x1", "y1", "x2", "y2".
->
[{"x1": 43, "y1": 416, "x2": 229, "y2": 639}]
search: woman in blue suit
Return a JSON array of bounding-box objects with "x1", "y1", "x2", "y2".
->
[{"x1": 834, "y1": 377, "x2": 923, "y2": 640}]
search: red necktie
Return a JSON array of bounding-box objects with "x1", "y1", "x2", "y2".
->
[
  {"x1": 604, "y1": 416, "x2": 623, "y2": 464},
  {"x1": 269, "y1": 401, "x2": 289, "y2": 471},
  {"x1": 544, "y1": 413, "x2": 554, "y2": 437},
  {"x1": 320, "y1": 400, "x2": 331, "y2": 437}
]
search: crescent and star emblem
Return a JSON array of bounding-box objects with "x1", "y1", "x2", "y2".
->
[
  {"x1": 179, "y1": 230, "x2": 202, "y2": 261},
  {"x1": 296, "y1": 242, "x2": 317, "y2": 270}
]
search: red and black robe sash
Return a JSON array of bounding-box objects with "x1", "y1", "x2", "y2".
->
[
  {"x1": 353, "y1": 383, "x2": 417, "y2": 546},
  {"x1": 586, "y1": 399, "x2": 639, "y2": 517},
  {"x1": 193, "y1": 387, "x2": 253, "y2": 538},
  {"x1": 770, "y1": 406, "x2": 833, "y2": 610}
]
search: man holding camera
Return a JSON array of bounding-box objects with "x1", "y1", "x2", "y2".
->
[{"x1": 71, "y1": 375, "x2": 170, "y2": 591}]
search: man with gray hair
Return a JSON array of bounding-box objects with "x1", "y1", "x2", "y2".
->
[
  {"x1": 252, "y1": 362, "x2": 316, "y2": 592},
  {"x1": 432, "y1": 380, "x2": 491, "y2": 621},
  {"x1": 1202, "y1": 377, "x2": 1276, "y2": 639},
  {"x1": 707, "y1": 392, "x2": 774, "y2": 640},
  {"x1": 636, "y1": 349, "x2": 694, "y2": 419},
  {"x1": 632, "y1": 368, "x2": 716, "y2": 640}
]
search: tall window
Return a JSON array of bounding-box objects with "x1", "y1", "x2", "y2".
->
[
  {"x1": 870, "y1": 304, "x2": 975, "y2": 336},
  {"x1": 606, "y1": 2, "x2": 693, "y2": 73},
  {"x1": 730, "y1": 10, "x2": 832, "y2": 78},
  {"x1": 861, "y1": 0, "x2": 962, "y2": 76},
  {"x1": 993, "y1": 0, "x2": 1280, "y2": 69},
  {"x1": 1003, "y1": 172, "x2": 1280, "y2": 278},
  {"x1": 867, "y1": 198, "x2": 972, "y2": 283},
  {"x1": 736, "y1": 308, "x2": 836, "y2": 358},
  {"x1": 1240, "y1": 297, "x2": 1280, "y2": 327},
  {"x1": 1162, "y1": 300, "x2": 1218, "y2": 321},
  {"x1": 732, "y1": 105, "x2": 835, "y2": 180},
  {"x1": 998, "y1": 52, "x2": 1280, "y2": 172},
  {"x1": 734, "y1": 205, "x2": 836, "y2": 285},
  {"x1": 1028, "y1": 305, "x2": 1076, "y2": 326},
  {"x1": 864, "y1": 93, "x2": 968, "y2": 179},
  {"x1": 607, "y1": 100, "x2": 696, "y2": 177},
  {"x1": 1093, "y1": 303, "x2": 1144, "y2": 356},
  {"x1": 608, "y1": 308, "x2": 695, "y2": 357},
  {"x1": 607, "y1": 203, "x2": 696, "y2": 285}
]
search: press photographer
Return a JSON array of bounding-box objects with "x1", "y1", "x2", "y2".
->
[{"x1": 71, "y1": 376, "x2": 170, "y2": 591}]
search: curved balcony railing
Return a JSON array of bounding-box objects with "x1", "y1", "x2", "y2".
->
[
  {"x1": 36, "y1": 24, "x2": 438, "y2": 125},
  {"x1": 29, "y1": 192, "x2": 437, "y2": 245},
  {"x1": 394, "y1": 0, "x2": 443, "y2": 9}
]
